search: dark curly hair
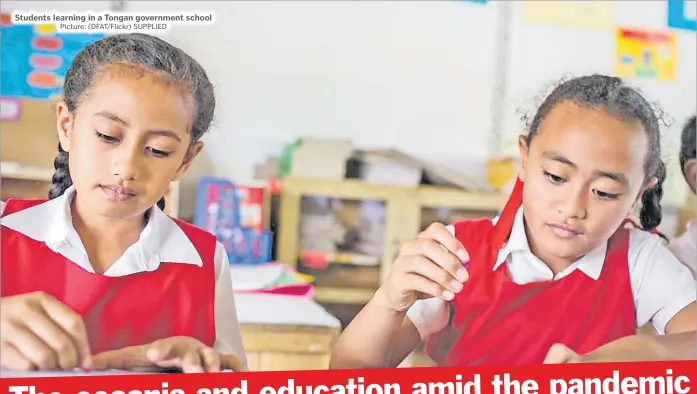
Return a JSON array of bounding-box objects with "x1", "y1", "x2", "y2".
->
[
  {"x1": 680, "y1": 115, "x2": 696, "y2": 181},
  {"x1": 524, "y1": 74, "x2": 668, "y2": 232},
  {"x1": 49, "y1": 33, "x2": 216, "y2": 212}
]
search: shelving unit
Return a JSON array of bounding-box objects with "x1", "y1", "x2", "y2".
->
[{"x1": 277, "y1": 177, "x2": 507, "y2": 306}]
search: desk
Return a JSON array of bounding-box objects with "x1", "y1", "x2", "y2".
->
[{"x1": 234, "y1": 293, "x2": 341, "y2": 371}]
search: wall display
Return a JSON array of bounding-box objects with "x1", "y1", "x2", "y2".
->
[
  {"x1": 522, "y1": 0, "x2": 612, "y2": 30},
  {"x1": 0, "y1": 14, "x2": 104, "y2": 99},
  {"x1": 615, "y1": 27, "x2": 676, "y2": 81},
  {"x1": 668, "y1": 0, "x2": 696, "y2": 31}
]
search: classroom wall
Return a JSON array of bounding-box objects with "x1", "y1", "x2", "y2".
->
[
  {"x1": 502, "y1": 0, "x2": 697, "y2": 210},
  {"x1": 2, "y1": 1, "x2": 695, "y2": 222}
]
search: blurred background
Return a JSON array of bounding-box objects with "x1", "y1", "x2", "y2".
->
[{"x1": 1, "y1": 0, "x2": 695, "y2": 371}]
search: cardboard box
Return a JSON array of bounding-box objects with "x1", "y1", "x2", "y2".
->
[{"x1": 284, "y1": 138, "x2": 354, "y2": 180}]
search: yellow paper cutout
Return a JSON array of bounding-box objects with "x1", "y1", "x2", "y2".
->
[
  {"x1": 523, "y1": 0, "x2": 613, "y2": 30},
  {"x1": 34, "y1": 24, "x2": 57, "y2": 35}
]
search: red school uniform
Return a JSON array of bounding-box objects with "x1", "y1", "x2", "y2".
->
[
  {"x1": 424, "y1": 179, "x2": 636, "y2": 366},
  {"x1": 0, "y1": 198, "x2": 217, "y2": 354}
]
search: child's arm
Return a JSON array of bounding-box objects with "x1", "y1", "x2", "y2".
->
[
  {"x1": 211, "y1": 243, "x2": 247, "y2": 366},
  {"x1": 329, "y1": 289, "x2": 422, "y2": 369},
  {"x1": 667, "y1": 222, "x2": 697, "y2": 279},
  {"x1": 329, "y1": 223, "x2": 469, "y2": 369}
]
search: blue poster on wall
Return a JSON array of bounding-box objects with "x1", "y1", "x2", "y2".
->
[
  {"x1": 0, "y1": 19, "x2": 104, "y2": 99},
  {"x1": 668, "y1": 0, "x2": 696, "y2": 31}
]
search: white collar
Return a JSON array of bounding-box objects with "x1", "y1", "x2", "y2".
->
[
  {"x1": 0, "y1": 186, "x2": 202, "y2": 273},
  {"x1": 493, "y1": 206, "x2": 607, "y2": 280}
]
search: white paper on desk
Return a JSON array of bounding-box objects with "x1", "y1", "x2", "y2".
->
[
  {"x1": 0, "y1": 369, "x2": 146, "y2": 378},
  {"x1": 234, "y1": 293, "x2": 341, "y2": 328},
  {"x1": 230, "y1": 263, "x2": 286, "y2": 291}
]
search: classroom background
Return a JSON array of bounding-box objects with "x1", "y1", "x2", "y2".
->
[{"x1": 1, "y1": 0, "x2": 695, "y2": 371}]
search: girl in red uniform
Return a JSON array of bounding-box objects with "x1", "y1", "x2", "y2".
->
[
  {"x1": 330, "y1": 75, "x2": 697, "y2": 367},
  {"x1": 1, "y1": 33, "x2": 246, "y2": 373}
]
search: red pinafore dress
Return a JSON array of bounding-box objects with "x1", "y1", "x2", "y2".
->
[
  {"x1": 424, "y1": 179, "x2": 637, "y2": 365},
  {"x1": 0, "y1": 198, "x2": 217, "y2": 354}
]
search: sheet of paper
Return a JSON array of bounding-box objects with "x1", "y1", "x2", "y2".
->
[
  {"x1": 230, "y1": 263, "x2": 287, "y2": 291},
  {"x1": 0, "y1": 369, "x2": 146, "y2": 378},
  {"x1": 233, "y1": 293, "x2": 341, "y2": 328}
]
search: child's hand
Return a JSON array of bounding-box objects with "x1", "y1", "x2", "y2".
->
[
  {"x1": 376, "y1": 222, "x2": 470, "y2": 313},
  {"x1": 0, "y1": 292, "x2": 92, "y2": 371},
  {"x1": 93, "y1": 336, "x2": 247, "y2": 373},
  {"x1": 543, "y1": 343, "x2": 583, "y2": 364}
]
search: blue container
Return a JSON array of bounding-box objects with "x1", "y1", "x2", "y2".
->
[{"x1": 194, "y1": 177, "x2": 273, "y2": 265}]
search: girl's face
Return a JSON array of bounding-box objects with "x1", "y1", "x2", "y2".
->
[
  {"x1": 55, "y1": 67, "x2": 203, "y2": 220},
  {"x1": 518, "y1": 101, "x2": 654, "y2": 263}
]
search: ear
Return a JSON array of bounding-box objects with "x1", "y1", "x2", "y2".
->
[
  {"x1": 55, "y1": 101, "x2": 74, "y2": 152},
  {"x1": 173, "y1": 141, "x2": 204, "y2": 181},
  {"x1": 685, "y1": 158, "x2": 697, "y2": 194},
  {"x1": 517, "y1": 135, "x2": 530, "y2": 182}
]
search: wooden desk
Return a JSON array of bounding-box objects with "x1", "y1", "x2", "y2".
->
[
  {"x1": 241, "y1": 323, "x2": 339, "y2": 371},
  {"x1": 234, "y1": 293, "x2": 341, "y2": 371}
]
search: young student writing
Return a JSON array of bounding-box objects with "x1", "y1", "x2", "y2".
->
[
  {"x1": 669, "y1": 115, "x2": 696, "y2": 279},
  {"x1": 330, "y1": 75, "x2": 697, "y2": 367},
  {"x1": 0, "y1": 33, "x2": 246, "y2": 373}
]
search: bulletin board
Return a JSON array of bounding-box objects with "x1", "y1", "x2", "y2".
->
[
  {"x1": 498, "y1": 0, "x2": 696, "y2": 210},
  {"x1": 0, "y1": 12, "x2": 102, "y2": 169},
  {"x1": 0, "y1": 13, "x2": 103, "y2": 200},
  {"x1": 0, "y1": 13, "x2": 104, "y2": 100}
]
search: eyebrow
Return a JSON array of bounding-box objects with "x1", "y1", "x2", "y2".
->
[
  {"x1": 541, "y1": 150, "x2": 628, "y2": 185},
  {"x1": 95, "y1": 111, "x2": 182, "y2": 142}
]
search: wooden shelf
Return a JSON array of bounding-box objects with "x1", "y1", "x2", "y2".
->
[
  {"x1": 1, "y1": 162, "x2": 53, "y2": 182},
  {"x1": 278, "y1": 177, "x2": 507, "y2": 307}
]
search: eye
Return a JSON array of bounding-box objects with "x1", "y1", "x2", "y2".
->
[
  {"x1": 542, "y1": 170, "x2": 565, "y2": 184},
  {"x1": 147, "y1": 147, "x2": 171, "y2": 158},
  {"x1": 593, "y1": 190, "x2": 620, "y2": 200},
  {"x1": 96, "y1": 131, "x2": 118, "y2": 143}
]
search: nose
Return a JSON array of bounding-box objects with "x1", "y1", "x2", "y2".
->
[
  {"x1": 111, "y1": 144, "x2": 142, "y2": 181},
  {"x1": 556, "y1": 185, "x2": 588, "y2": 220}
]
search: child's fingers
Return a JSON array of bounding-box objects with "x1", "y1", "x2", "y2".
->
[
  {"x1": 403, "y1": 272, "x2": 455, "y2": 301},
  {"x1": 93, "y1": 346, "x2": 149, "y2": 370},
  {"x1": 419, "y1": 223, "x2": 469, "y2": 262},
  {"x1": 198, "y1": 347, "x2": 221, "y2": 372},
  {"x1": 180, "y1": 348, "x2": 204, "y2": 373},
  {"x1": 3, "y1": 322, "x2": 57, "y2": 370},
  {"x1": 402, "y1": 255, "x2": 464, "y2": 294},
  {"x1": 220, "y1": 353, "x2": 247, "y2": 372},
  {"x1": 0, "y1": 342, "x2": 36, "y2": 371},
  {"x1": 403, "y1": 239, "x2": 468, "y2": 283},
  {"x1": 24, "y1": 308, "x2": 79, "y2": 369},
  {"x1": 543, "y1": 343, "x2": 580, "y2": 364},
  {"x1": 146, "y1": 340, "x2": 186, "y2": 369},
  {"x1": 38, "y1": 294, "x2": 92, "y2": 369}
]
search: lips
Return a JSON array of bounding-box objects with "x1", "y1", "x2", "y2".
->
[
  {"x1": 100, "y1": 185, "x2": 137, "y2": 202},
  {"x1": 547, "y1": 223, "x2": 582, "y2": 239}
]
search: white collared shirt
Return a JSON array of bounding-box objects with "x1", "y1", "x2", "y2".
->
[
  {"x1": 407, "y1": 207, "x2": 697, "y2": 337},
  {"x1": 669, "y1": 219, "x2": 697, "y2": 280},
  {"x1": 0, "y1": 187, "x2": 246, "y2": 364}
]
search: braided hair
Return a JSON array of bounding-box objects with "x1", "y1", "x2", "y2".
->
[
  {"x1": 524, "y1": 75, "x2": 667, "y2": 232},
  {"x1": 49, "y1": 33, "x2": 216, "y2": 212}
]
